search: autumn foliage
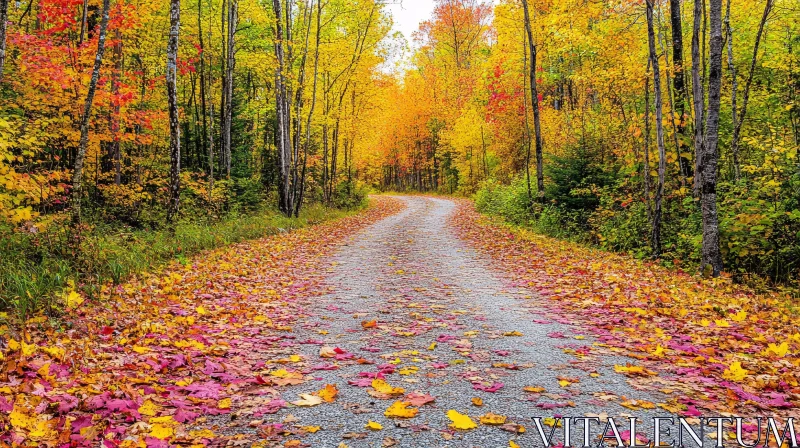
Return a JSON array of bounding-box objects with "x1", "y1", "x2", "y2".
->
[{"x1": 362, "y1": 0, "x2": 799, "y2": 287}]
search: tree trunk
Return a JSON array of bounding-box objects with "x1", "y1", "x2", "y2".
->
[
  {"x1": 79, "y1": 0, "x2": 88, "y2": 44},
  {"x1": 111, "y1": 29, "x2": 122, "y2": 185},
  {"x1": 669, "y1": 0, "x2": 691, "y2": 182},
  {"x1": 730, "y1": 0, "x2": 773, "y2": 181},
  {"x1": 166, "y1": 0, "x2": 181, "y2": 223},
  {"x1": 724, "y1": 0, "x2": 738, "y2": 179},
  {"x1": 290, "y1": 0, "x2": 314, "y2": 210},
  {"x1": 198, "y1": 0, "x2": 209, "y2": 179},
  {"x1": 272, "y1": 0, "x2": 292, "y2": 216},
  {"x1": 208, "y1": 103, "x2": 215, "y2": 202},
  {"x1": 70, "y1": 0, "x2": 111, "y2": 225},
  {"x1": 522, "y1": 29, "x2": 533, "y2": 205},
  {"x1": 521, "y1": 0, "x2": 544, "y2": 199},
  {"x1": 691, "y1": 0, "x2": 704, "y2": 196},
  {"x1": 222, "y1": 0, "x2": 237, "y2": 179},
  {"x1": 322, "y1": 121, "x2": 329, "y2": 203},
  {"x1": 0, "y1": 0, "x2": 9, "y2": 81},
  {"x1": 644, "y1": 59, "x2": 653, "y2": 222},
  {"x1": 646, "y1": 0, "x2": 667, "y2": 258},
  {"x1": 295, "y1": 0, "x2": 321, "y2": 216},
  {"x1": 699, "y1": 0, "x2": 724, "y2": 276}
]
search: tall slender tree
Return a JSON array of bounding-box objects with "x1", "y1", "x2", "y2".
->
[
  {"x1": 166, "y1": 0, "x2": 181, "y2": 223},
  {"x1": 0, "y1": 0, "x2": 8, "y2": 80},
  {"x1": 222, "y1": 0, "x2": 238, "y2": 178},
  {"x1": 691, "y1": 0, "x2": 704, "y2": 197},
  {"x1": 669, "y1": 0, "x2": 691, "y2": 181},
  {"x1": 729, "y1": 0, "x2": 773, "y2": 180},
  {"x1": 522, "y1": 30, "x2": 533, "y2": 205},
  {"x1": 110, "y1": 29, "x2": 122, "y2": 185},
  {"x1": 296, "y1": 0, "x2": 322, "y2": 216},
  {"x1": 724, "y1": 0, "x2": 738, "y2": 177},
  {"x1": 272, "y1": 0, "x2": 292, "y2": 216},
  {"x1": 699, "y1": 0, "x2": 724, "y2": 276},
  {"x1": 71, "y1": 0, "x2": 112, "y2": 224},
  {"x1": 520, "y1": 0, "x2": 544, "y2": 199},
  {"x1": 646, "y1": 0, "x2": 667, "y2": 257},
  {"x1": 197, "y1": 0, "x2": 209, "y2": 181}
]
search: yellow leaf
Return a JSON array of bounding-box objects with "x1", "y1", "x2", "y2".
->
[
  {"x1": 21, "y1": 341, "x2": 36, "y2": 357},
  {"x1": 372, "y1": 379, "x2": 404, "y2": 396},
  {"x1": 543, "y1": 417, "x2": 562, "y2": 427},
  {"x1": 149, "y1": 416, "x2": 178, "y2": 439},
  {"x1": 523, "y1": 386, "x2": 545, "y2": 393},
  {"x1": 447, "y1": 410, "x2": 477, "y2": 430},
  {"x1": 731, "y1": 310, "x2": 747, "y2": 322},
  {"x1": 722, "y1": 361, "x2": 749, "y2": 382},
  {"x1": 699, "y1": 319, "x2": 710, "y2": 327},
  {"x1": 480, "y1": 412, "x2": 507, "y2": 425},
  {"x1": 65, "y1": 290, "x2": 84, "y2": 308},
  {"x1": 767, "y1": 342, "x2": 789, "y2": 357},
  {"x1": 614, "y1": 364, "x2": 655, "y2": 376},
  {"x1": 471, "y1": 397, "x2": 483, "y2": 406},
  {"x1": 558, "y1": 379, "x2": 571, "y2": 387},
  {"x1": 428, "y1": 342, "x2": 436, "y2": 350},
  {"x1": 715, "y1": 319, "x2": 730, "y2": 328},
  {"x1": 270, "y1": 369, "x2": 290, "y2": 378},
  {"x1": 41, "y1": 345, "x2": 65, "y2": 360},
  {"x1": 289, "y1": 354, "x2": 301, "y2": 362},
  {"x1": 196, "y1": 306, "x2": 208, "y2": 315},
  {"x1": 384, "y1": 401, "x2": 418, "y2": 418},
  {"x1": 138, "y1": 399, "x2": 159, "y2": 416},
  {"x1": 366, "y1": 421, "x2": 383, "y2": 430},
  {"x1": 150, "y1": 424, "x2": 174, "y2": 439},
  {"x1": 218, "y1": 398, "x2": 232, "y2": 409},
  {"x1": 398, "y1": 366, "x2": 418, "y2": 375},
  {"x1": 9, "y1": 407, "x2": 36, "y2": 430},
  {"x1": 503, "y1": 331, "x2": 523, "y2": 336},
  {"x1": 189, "y1": 429, "x2": 216, "y2": 439},
  {"x1": 652, "y1": 344, "x2": 664, "y2": 357},
  {"x1": 27, "y1": 419, "x2": 58, "y2": 441},
  {"x1": 302, "y1": 426, "x2": 321, "y2": 433},
  {"x1": 510, "y1": 442, "x2": 521, "y2": 448}
]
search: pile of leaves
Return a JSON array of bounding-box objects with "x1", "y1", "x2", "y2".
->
[
  {"x1": 0, "y1": 197, "x2": 404, "y2": 446},
  {"x1": 452, "y1": 200, "x2": 800, "y2": 417}
]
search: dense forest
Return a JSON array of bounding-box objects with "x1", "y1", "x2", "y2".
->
[
  {"x1": 0, "y1": 0, "x2": 393, "y2": 315},
  {"x1": 0, "y1": 0, "x2": 798, "y2": 316},
  {"x1": 366, "y1": 0, "x2": 798, "y2": 289}
]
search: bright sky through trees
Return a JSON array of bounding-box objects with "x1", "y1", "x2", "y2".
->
[{"x1": 385, "y1": 0, "x2": 436, "y2": 42}]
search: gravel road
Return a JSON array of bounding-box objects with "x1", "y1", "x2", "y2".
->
[{"x1": 258, "y1": 196, "x2": 672, "y2": 447}]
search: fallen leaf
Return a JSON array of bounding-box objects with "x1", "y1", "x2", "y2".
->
[
  {"x1": 480, "y1": 412, "x2": 507, "y2": 425},
  {"x1": 447, "y1": 410, "x2": 477, "y2": 430},
  {"x1": 384, "y1": 401, "x2": 418, "y2": 418},
  {"x1": 292, "y1": 394, "x2": 323, "y2": 407}
]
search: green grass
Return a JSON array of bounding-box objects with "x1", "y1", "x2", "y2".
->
[{"x1": 0, "y1": 203, "x2": 359, "y2": 324}]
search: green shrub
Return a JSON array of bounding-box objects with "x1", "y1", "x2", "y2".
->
[
  {"x1": 474, "y1": 178, "x2": 533, "y2": 226},
  {"x1": 546, "y1": 139, "x2": 617, "y2": 211},
  {"x1": 331, "y1": 180, "x2": 369, "y2": 210}
]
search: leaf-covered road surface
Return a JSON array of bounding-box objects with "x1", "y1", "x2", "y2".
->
[
  {"x1": 3, "y1": 196, "x2": 798, "y2": 447},
  {"x1": 264, "y1": 195, "x2": 671, "y2": 447}
]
